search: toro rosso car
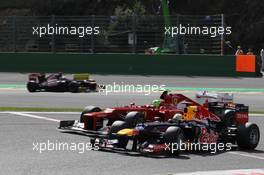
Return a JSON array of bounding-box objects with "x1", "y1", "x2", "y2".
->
[
  {"x1": 27, "y1": 73, "x2": 99, "y2": 93},
  {"x1": 59, "y1": 91, "x2": 260, "y2": 155}
]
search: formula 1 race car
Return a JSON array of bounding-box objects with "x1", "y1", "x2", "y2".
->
[
  {"x1": 27, "y1": 73, "x2": 99, "y2": 93},
  {"x1": 58, "y1": 91, "x2": 260, "y2": 155}
]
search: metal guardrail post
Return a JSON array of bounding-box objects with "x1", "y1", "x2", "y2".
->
[
  {"x1": 12, "y1": 16, "x2": 17, "y2": 52},
  {"x1": 51, "y1": 15, "x2": 55, "y2": 53},
  {"x1": 91, "y1": 15, "x2": 95, "y2": 53},
  {"x1": 221, "y1": 14, "x2": 224, "y2": 56},
  {"x1": 132, "y1": 14, "x2": 136, "y2": 54},
  {"x1": 176, "y1": 15, "x2": 180, "y2": 54}
]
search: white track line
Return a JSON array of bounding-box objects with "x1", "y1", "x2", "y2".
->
[
  {"x1": 12, "y1": 111, "x2": 79, "y2": 115},
  {"x1": 26, "y1": 112, "x2": 80, "y2": 114},
  {"x1": 0, "y1": 111, "x2": 80, "y2": 114},
  {"x1": 173, "y1": 169, "x2": 264, "y2": 175},
  {"x1": 10, "y1": 112, "x2": 60, "y2": 123},
  {"x1": 227, "y1": 151, "x2": 264, "y2": 160},
  {"x1": 250, "y1": 113, "x2": 264, "y2": 117}
]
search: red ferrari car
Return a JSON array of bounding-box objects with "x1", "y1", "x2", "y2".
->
[{"x1": 60, "y1": 91, "x2": 234, "y2": 133}]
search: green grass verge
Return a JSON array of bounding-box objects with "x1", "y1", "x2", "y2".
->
[
  {"x1": 249, "y1": 111, "x2": 264, "y2": 115},
  {"x1": 0, "y1": 106, "x2": 82, "y2": 112}
]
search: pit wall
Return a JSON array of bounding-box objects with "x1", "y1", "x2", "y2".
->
[{"x1": 0, "y1": 53, "x2": 259, "y2": 77}]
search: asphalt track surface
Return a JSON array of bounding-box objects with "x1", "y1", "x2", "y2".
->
[
  {"x1": 0, "y1": 112, "x2": 263, "y2": 175},
  {"x1": 1, "y1": 90, "x2": 264, "y2": 112},
  {"x1": 0, "y1": 73, "x2": 264, "y2": 111},
  {"x1": 1, "y1": 73, "x2": 264, "y2": 88},
  {"x1": 0, "y1": 73, "x2": 264, "y2": 174}
]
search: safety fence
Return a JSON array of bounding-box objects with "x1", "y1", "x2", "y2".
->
[{"x1": 0, "y1": 15, "x2": 224, "y2": 54}]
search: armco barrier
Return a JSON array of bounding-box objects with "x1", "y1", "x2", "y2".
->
[{"x1": 0, "y1": 53, "x2": 259, "y2": 77}]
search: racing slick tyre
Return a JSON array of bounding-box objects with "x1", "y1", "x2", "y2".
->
[
  {"x1": 109, "y1": 121, "x2": 128, "y2": 134},
  {"x1": 222, "y1": 110, "x2": 235, "y2": 127},
  {"x1": 80, "y1": 106, "x2": 102, "y2": 122},
  {"x1": 57, "y1": 81, "x2": 69, "y2": 92},
  {"x1": 68, "y1": 81, "x2": 80, "y2": 93},
  {"x1": 164, "y1": 126, "x2": 185, "y2": 156},
  {"x1": 237, "y1": 122, "x2": 260, "y2": 150},
  {"x1": 124, "y1": 112, "x2": 145, "y2": 128},
  {"x1": 27, "y1": 82, "x2": 39, "y2": 92},
  {"x1": 88, "y1": 82, "x2": 97, "y2": 91},
  {"x1": 109, "y1": 121, "x2": 129, "y2": 148}
]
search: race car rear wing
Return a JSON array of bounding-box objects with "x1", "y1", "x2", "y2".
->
[
  {"x1": 73, "y1": 73, "x2": 90, "y2": 81},
  {"x1": 196, "y1": 91, "x2": 233, "y2": 105}
]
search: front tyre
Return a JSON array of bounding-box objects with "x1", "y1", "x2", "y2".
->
[
  {"x1": 124, "y1": 111, "x2": 145, "y2": 128},
  {"x1": 80, "y1": 106, "x2": 102, "y2": 122},
  {"x1": 109, "y1": 121, "x2": 128, "y2": 148},
  {"x1": 27, "y1": 82, "x2": 39, "y2": 92},
  {"x1": 237, "y1": 122, "x2": 260, "y2": 150},
  {"x1": 163, "y1": 126, "x2": 185, "y2": 156},
  {"x1": 69, "y1": 81, "x2": 80, "y2": 93}
]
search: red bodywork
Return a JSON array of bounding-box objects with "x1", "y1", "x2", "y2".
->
[
  {"x1": 82, "y1": 93, "x2": 223, "y2": 130},
  {"x1": 28, "y1": 73, "x2": 46, "y2": 83},
  {"x1": 29, "y1": 73, "x2": 41, "y2": 82}
]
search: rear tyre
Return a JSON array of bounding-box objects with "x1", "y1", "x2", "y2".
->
[
  {"x1": 109, "y1": 121, "x2": 128, "y2": 148},
  {"x1": 27, "y1": 82, "x2": 39, "y2": 92},
  {"x1": 164, "y1": 126, "x2": 185, "y2": 156},
  {"x1": 69, "y1": 81, "x2": 80, "y2": 93},
  {"x1": 88, "y1": 82, "x2": 97, "y2": 91},
  {"x1": 237, "y1": 122, "x2": 260, "y2": 150},
  {"x1": 80, "y1": 106, "x2": 102, "y2": 122},
  {"x1": 222, "y1": 110, "x2": 235, "y2": 127}
]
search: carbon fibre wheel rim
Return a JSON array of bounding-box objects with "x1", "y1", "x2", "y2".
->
[{"x1": 249, "y1": 127, "x2": 259, "y2": 145}]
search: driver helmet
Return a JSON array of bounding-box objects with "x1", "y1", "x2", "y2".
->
[
  {"x1": 173, "y1": 113, "x2": 183, "y2": 120},
  {"x1": 152, "y1": 99, "x2": 162, "y2": 108},
  {"x1": 58, "y1": 72, "x2": 63, "y2": 77}
]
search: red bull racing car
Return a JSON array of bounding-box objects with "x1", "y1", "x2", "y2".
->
[
  {"x1": 59, "y1": 91, "x2": 260, "y2": 155},
  {"x1": 27, "y1": 73, "x2": 99, "y2": 93}
]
